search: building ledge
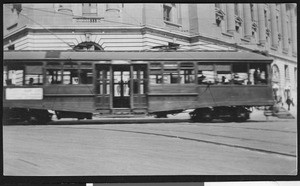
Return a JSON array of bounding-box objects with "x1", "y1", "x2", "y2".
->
[
  {"x1": 222, "y1": 32, "x2": 233, "y2": 38},
  {"x1": 270, "y1": 46, "x2": 278, "y2": 51},
  {"x1": 73, "y1": 16, "x2": 104, "y2": 23},
  {"x1": 241, "y1": 37, "x2": 250, "y2": 43},
  {"x1": 7, "y1": 23, "x2": 18, "y2": 30},
  {"x1": 164, "y1": 21, "x2": 182, "y2": 28}
]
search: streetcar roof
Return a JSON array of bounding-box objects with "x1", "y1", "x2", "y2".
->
[{"x1": 3, "y1": 50, "x2": 273, "y2": 62}]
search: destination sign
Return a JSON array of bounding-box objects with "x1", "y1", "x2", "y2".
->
[{"x1": 6, "y1": 88, "x2": 43, "y2": 100}]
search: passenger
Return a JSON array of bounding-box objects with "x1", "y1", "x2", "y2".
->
[
  {"x1": 222, "y1": 76, "x2": 229, "y2": 84},
  {"x1": 29, "y1": 78, "x2": 34, "y2": 85},
  {"x1": 254, "y1": 68, "x2": 261, "y2": 84},
  {"x1": 5, "y1": 79, "x2": 12, "y2": 85},
  {"x1": 198, "y1": 75, "x2": 206, "y2": 84},
  {"x1": 233, "y1": 74, "x2": 244, "y2": 85}
]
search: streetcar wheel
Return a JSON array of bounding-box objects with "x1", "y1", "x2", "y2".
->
[
  {"x1": 234, "y1": 108, "x2": 249, "y2": 122},
  {"x1": 190, "y1": 108, "x2": 213, "y2": 122}
]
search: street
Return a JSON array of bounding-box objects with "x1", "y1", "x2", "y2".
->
[{"x1": 3, "y1": 110, "x2": 297, "y2": 176}]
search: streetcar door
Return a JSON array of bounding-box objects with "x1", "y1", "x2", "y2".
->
[
  {"x1": 132, "y1": 64, "x2": 147, "y2": 109},
  {"x1": 95, "y1": 64, "x2": 111, "y2": 110},
  {"x1": 113, "y1": 65, "x2": 130, "y2": 108}
]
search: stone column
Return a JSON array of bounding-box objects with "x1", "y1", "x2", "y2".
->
[
  {"x1": 280, "y1": 4, "x2": 289, "y2": 52},
  {"x1": 243, "y1": 4, "x2": 252, "y2": 39},
  {"x1": 258, "y1": 4, "x2": 266, "y2": 45},
  {"x1": 290, "y1": 4, "x2": 297, "y2": 55},
  {"x1": 226, "y1": 4, "x2": 235, "y2": 35},
  {"x1": 270, "y1": 4, "x2": 278, "y2": 48}
]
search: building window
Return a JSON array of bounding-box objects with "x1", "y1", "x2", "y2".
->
[
  {"x1": 82, "y1": 3, "x2": 97, "y2": 16},
  {"x1": 250, "y1": 4, "x2": 254, "y2": 21},
  {"x1": 264, "y1": 9, "x2": 268, "y2": 28},
  {"x1": 285, "y1": 65, "x2": 290, "y2": 80},
  {"x1": 215, "y1": 4, "x2": 225, "y2": 27},
  {"x1": 163, "y1": 5, "x2": 172, "y2": 21},
  {"x1": 163, "y1": 4, "x2": 176, "y2": 22},
  {"x1": 276, "y1": 15, "x2": 281, "y2": 41},
  {"x1": 73, "y1": 42, "x2": 103, "y2": 51}
]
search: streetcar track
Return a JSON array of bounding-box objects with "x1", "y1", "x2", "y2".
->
[
  {"x1": 61, "y1": 126, "x2": 296, "y2": 158},
  {"x1": 98, "y1": 128, "x2": 296, "y2": 158},
  {"x1": 121, "y1": 127, "x2": 296, "y2": 147},
  {"x1": 183, "y1": 122, "x2": 297, "y2": 134}
]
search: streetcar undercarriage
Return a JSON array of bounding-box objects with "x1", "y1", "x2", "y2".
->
[{"x1": 189, "y1": 106, "x2": 251, "y2": 122}]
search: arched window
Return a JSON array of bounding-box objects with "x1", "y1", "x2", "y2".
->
[
  {"x1": 73, "y1": 42, "x2": 103, "y2": 51},
  {"x1": 272, "y1": 64, "x2": 280, "y2": 83}
]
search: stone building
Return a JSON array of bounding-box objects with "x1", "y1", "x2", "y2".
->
[{"x1": 3, "y1": 3, "x2": 297, "y2": 100}]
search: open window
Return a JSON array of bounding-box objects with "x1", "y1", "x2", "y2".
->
[
  {"x1": 3, "y1": 62, "x2": 44, "y2": 86},
  {"x1": 80, "y1": 63, "x2": 93, "y2": 84},
  {"x1": 180, "y1": 62, "x2": 195, "y2": 84},
  {"x1": 46, "y1": 62, "x2": 62, "y2": 84},
  {"x1": 215, "y1": 64, "x2": 231, "y2": 85},
  {"x1": 149, "y1": 62, "x2": 163, "y2": 84},
  {"x1": 249, "y1": 63, "x2": 268, "y2": 85},
  {"x1": 232, "y1": 63, "x2": 249, "y2": 85},
  {"x1": 163, "y1": 62, "x2": 179, "y2": 84},
  {"x1": 198, "y1": 63, "x2": 215, "y2": 84}
]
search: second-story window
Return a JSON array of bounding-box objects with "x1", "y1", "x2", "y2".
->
[
  {"x1": 82, "y1": 3, "x2": 97, "y2": 16},
  {"x1": 163, "y1": 4, "x2": 176, "y2": 22},
  {"x1": 264, "y1": 10, "x2": 268, "y2": 28},
  {"x1": 250, "y1": 4, "x2": 254, "y2": 21}
]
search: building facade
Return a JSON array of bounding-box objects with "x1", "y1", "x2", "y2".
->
[{"x1": 3, "y1": 3, "x2": 297, "y2": 101}]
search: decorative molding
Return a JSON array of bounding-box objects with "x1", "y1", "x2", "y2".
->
[
  {"x1": 73, "y1": 16, "x2": 104, "y2": 23},
  {"x1": 278, "y1": 33, "x2": 281, "y2": 41},
  {"x1": 266, "y1": 28, "x2": 271, "y2": 37},
  {"x1": 215, "y1": 7, "x2": 226, "y2": 25},
  {"x1": 252, "y1": 22, "x2": 258, "y2": 32}
]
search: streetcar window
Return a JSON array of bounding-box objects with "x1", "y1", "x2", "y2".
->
[
  {"x1": 232, "y1": 63, "x2": 249, "y2": 85},
  {"x1": 133, "y1": 65, "x2": 147, "y2": 94},
  {"x1": 180, "y1": 62, "x2": 195, "y2": 84},
  {"x1": 47, "y1": 69, "x2": 62, "y2": 84},
  {"x1": 215, "y1": 64, "x2": 231, "y2": 85},
  {"x1": 163, "y1": 63, "x2": 179, "y2": 84},
  {"x1": 3, "y1": 66, "x2": 8, "y2": 86},
  {"x1": 80, "y1": 63, "x2": 93, "y2": 84},
  {"x1": 62, "y1": 69, "x2": 79, "y2": 85},
  {"x1": 198, "y1": 63, "x2": 215, "y2": 84},
  {"x1": 4, "y1": 63, "x2": 25, "y2": 86},
  {"x1": 80, "y1": 69, "x2": 93, "y2": 84},
  {"x1": 63, "y1": 62, "x2": 80, "y2": 85},
  {"x1": 25, "y1": 65, "x2": 43, "y2": 85},
  {"x1": 249, "y1": 63, "x2": 268, "y2": 85},
  {"x1": 150, "y1": 63, "x2": 162, "y2": 84}
]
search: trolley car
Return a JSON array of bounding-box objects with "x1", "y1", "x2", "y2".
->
[{"x1": 3, "y1": 50, "x2": 274, "y2": 123}]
